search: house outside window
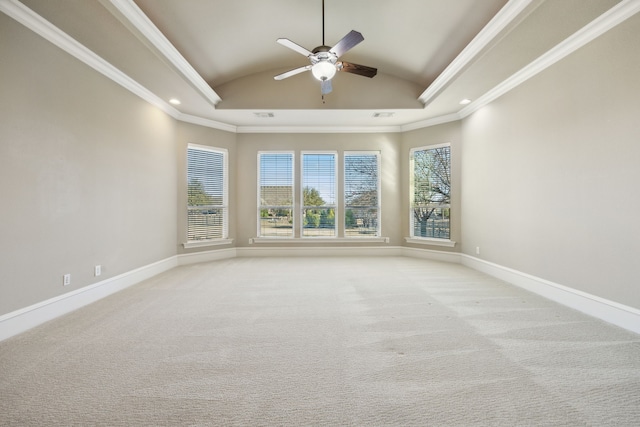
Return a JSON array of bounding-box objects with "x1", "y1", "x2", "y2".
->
[
  {"x1": 187, "y1": 144, "x2": 228, "y2": 241},
  {"x1": 410, "y1": 144, "x2": 451, "y2": 239},
  {"x1": 258, "y1": 152, "x2": 294, "y2": 237},
  {"x1": 301, "y1": 152, "x2": 337, "y2": 237},
  {"x1": 344, "y1": 152, "x2": 380, "y2": 237}
]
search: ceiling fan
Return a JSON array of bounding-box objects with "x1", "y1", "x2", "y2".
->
[{"x1": 274, "y1": 0, "x2": 377, "y2": 96}]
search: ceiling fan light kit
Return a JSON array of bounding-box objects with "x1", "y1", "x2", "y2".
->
[
  {"x1": 311, "y1": 61, "x2": 336, "y2": 81},
  {"x1": 274, "y1": 0, "x2": 377, "y2": 96}
]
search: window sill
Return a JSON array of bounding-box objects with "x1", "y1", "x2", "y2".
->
[
  {"x1": 404, "y1": 237, "x2": 456, "y2": 248},
  {"x1": 183, "y1": 238, "x2": 234, "y2": 249},
  {"x1": 250, "y1": 237, "x2": 389, "y2": 244}
]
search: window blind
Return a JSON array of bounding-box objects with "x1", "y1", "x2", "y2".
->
[
  {"x1": 345, "y1": 152, "x2": 380, "y2": 237},
  {"x1": 187, "y1": 145, "x2": 228, "y2": 240},
  {"x1": 258, "y1": 152, "x2": 294, "y2": 237},
  {"x1": 302, "y1": 152, "x2": 336, "y2": 237}
]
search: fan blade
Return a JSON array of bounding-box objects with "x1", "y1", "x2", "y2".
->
[
  {"x1": 274, "y1": 65, "x2": 312, "y2": 80},
  {"x1": 321, "y1": 79, "x2": 333, "y2": 95},
  {"x1": 330, "y1": 30, "x2": 364, "y2": 58},
  {"x1": 340, "y1": 61, "x2": 377, "y2": 78},
  {"x1": 276, "y1": 38, "x2": 313, "y2": 57}
]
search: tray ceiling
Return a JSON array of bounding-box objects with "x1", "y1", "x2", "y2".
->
[{"x1": 4, "y1": 0, "x2": 633, "y2": 131}]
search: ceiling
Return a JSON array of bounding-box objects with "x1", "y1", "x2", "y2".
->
[{"x1": 5, "y1": 0, "x2": 629, "y2": 131}]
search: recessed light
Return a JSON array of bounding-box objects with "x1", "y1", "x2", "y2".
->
[
  {"x1": 459, "y1": 98, "x2": 472, "y2": 105},
  {"x1": 254, "y1": 112, "x2": 275, "y2": 118},
  {"x1": 373, "y1": 112, "x2": 394, "y2": 118},
  {"x1": 169, "y1": 98, "x2": 181, "y2": 105}
]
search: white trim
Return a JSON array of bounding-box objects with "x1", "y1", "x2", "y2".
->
[
  {"x1": 177, "y1": 248, "x2": 237, "y2": 265},
  {"x1": 401, "y1": 246, "x2": 462, "y2": 264},
  {"x1": 236, "y1": 126, "x2": 403, "y2": 134},
  {"x1": 0, "y1": 256, "x2": 178, "y2": 342},
  {"x1": 186, "y1": 145, "x2": 229, "y2": 240},
  {"x1": 418, "y1": 0, "x2": 535, "y2": 105},
  {"x1": 459, "y1": 0, "x2": 640, "y2": 119},
  {"x1": 0, "y1": 0, "x2": 180, "y2": 118},
  {"x1": 257, "y1": 151, "x2": 296, "y2": 239},
  {"x1": 250, "y1": 237, "x2": 389, "y2": 244},
  {"x1": 3, "y1": 246, "x2": 638, "y2": 341},
  {"x1": 108, "y1": 0, "x2": 221, "y2": 107},
  {"x1": 408, "y1": 144, "x2": 452, "y2": 242},
  {"x1": 5, "y1": 0, "x2": 637, "y2": 137},
  {"x1": 187, "y1": 143, "x2": 227, "y2": 154},
  {"x1": 183, "y1": 238, "x2": 234, "y2": 249},
  {"x1": 401, "y1": 113, "x2": 462, "y2": 133},
  {"x1": 237, "y1": 245, "x2": 402, "y2": 258},
  {"x1": 404, "y1": 237, "x2": 456, "y2": 248},
  {"x1": 461, "y1": 254, "x2": 640, "y2": 335},
  {"x1": 177, "y1": 113, "x2": 237, "y2": 133},
  {"x1": 409, "y1": 142, "x2": 451, "y2": 153},
  {"x1": 301, "y1": 151, "x2": 339, "y2": 238},
  {"x1": 0, "y1": 0, "x2": 231, "y2": 132},
  {"x1": 344, "y1": 151, "x2": 382, "y2": 238}
]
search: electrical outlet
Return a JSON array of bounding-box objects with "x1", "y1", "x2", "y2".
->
[
  {"x1": 94, "y1": 265, "x2": 102, "y2": 277},
  {"x1": 475, "y1": 246, "x2": 481, "y2": 255},
  {"x1": 63, "y1": 274, "x2": 71, "y2": 286}
]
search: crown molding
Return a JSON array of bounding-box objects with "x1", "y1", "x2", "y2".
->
[
  {"x1": 0, "y1": 0, "x2": 182, "y2": 118},
  {"x1": 107, "y1": 0, "x2": 222, "y2": 108},
  {"x1": 178, "y1": 113, "x2": 238, "y2": 133},
  {"x1": 400, "y1": 112, "x2": 462, "y2": 132},
  {"x1": 236, "y1": 125, "x2": 403, "y2": 134},
  {"x1": 4, "y1": 0, "x2": 637, "y2": 135},
  {"x1": 418, "y1": 0, "x2": 536, "y2": 106},
  {"x1": 459, "y1": 0, "x2": 640, "y2": 119}
]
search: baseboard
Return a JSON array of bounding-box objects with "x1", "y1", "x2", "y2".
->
[
  {"x1": 177, "y1": 247, "x2": 237, "y2": 265},
  {"x1": 180, "y1": 244, "x2": 462, "y2": 261},
  {"x1": 461, "y1": 254, "x2": 640, "y2": 335},
  {"x1": 236, "y1": 245, "x2": 403, "y2": 258},
  {"x1": 401, "y1": 247, "x2": 462, "y2": 264},
  {"x1": 0, "y1": 256, "x2": 178, "y2": 342},
  {"x1": 4, "y1": 247, "x2": 638, "y2": 342}
]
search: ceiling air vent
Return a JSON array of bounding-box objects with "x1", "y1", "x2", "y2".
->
[{"x1": 254, "y1": 112, "x2": 275, "y2": 118}]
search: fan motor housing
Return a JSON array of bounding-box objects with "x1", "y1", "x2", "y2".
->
[{"x1": 311, "y1": 46, "x2": 337, "y2": 65}]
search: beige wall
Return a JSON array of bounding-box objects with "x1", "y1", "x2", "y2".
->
[
  {"x1": 216, "y1": 69, "x2": 423, "y2": 109},
  {"x1": 0, "y1": 14, "x2": 177, "y2": 315},
  {"x1": 401, "y1": 122, "x2": 462, "y2": 253},
  {"x1": 3, "y1": 7, "x2": 639, "y2": 319},
  {"x1": 235, "y1": 133, "x2": 403, "y2": 247},
  {"x1": 461, "y1": 14, "x2": 640, "y2": 309}
]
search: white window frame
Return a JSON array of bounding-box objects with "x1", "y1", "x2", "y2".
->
[
  {"x1": 344, "y1": 151, "x2": 381, "y2": 238},
  {"x1": 408, "y1": 143, "x2": 454, "y2": 247},
  {"x1": 301, "y1": 151, "x2": 338, "y2": 238},
  {"x1": 185, "y1": 144, "x2": 229, "y2": 246},
  {"x1": 257, "y1": 151, "x2": 295, "y2": 239}
]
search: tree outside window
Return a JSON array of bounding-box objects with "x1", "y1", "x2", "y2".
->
[
  {"x1": 411, "y1": 145, "x2": 450, "y2": 239},
  {"x1": 302, "y1": 153, "x2": 336, "y2": 237}
]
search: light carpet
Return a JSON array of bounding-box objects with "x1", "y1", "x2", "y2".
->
[{"x1": 1, "y1": 256, "x2": 639, "y2": 426}]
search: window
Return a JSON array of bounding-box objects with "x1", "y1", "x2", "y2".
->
[
  {"x1": 410, "y1": 144, "x2": 451, "y2": 239},
  {"x1": 301, "y1": 152, "x2": 336, "y2": 237},
  {"x1": 258, "y1": 152, "x2": 294, "y2": 237},
  {"x1": 344, "y1": 152, "x2": 380, "y2": 237},
  {"x1": 187, "y1": 144, "x2": 228, "y2": 241}
]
